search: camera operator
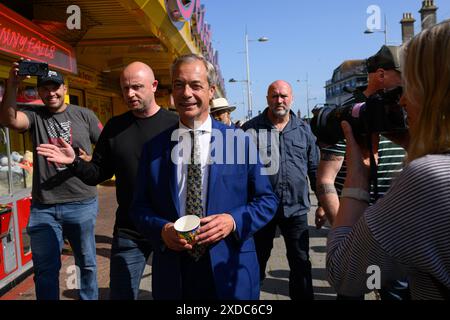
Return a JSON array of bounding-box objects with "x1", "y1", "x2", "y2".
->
[
  {"x1": 316, "y1": 45, "x2": 409, "y2": 300},
  {"x1": 0, "y1": 62, "x2": 102, "y2": 300},
  {"x1": 326, "y1": 20, "x2": 450, "y2": 300}
]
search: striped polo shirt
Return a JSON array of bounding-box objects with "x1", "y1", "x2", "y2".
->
[{"x1": 321, "y1": 136, "x2": 405, "y2": 203}]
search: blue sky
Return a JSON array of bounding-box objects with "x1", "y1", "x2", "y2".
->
[{"x1": 201, "y1": 0, "x2": 450, "y2": 122}]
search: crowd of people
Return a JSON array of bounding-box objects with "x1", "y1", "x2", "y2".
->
[{"x1": 0, "y1": 19, "x2": 448, "y2": 300}]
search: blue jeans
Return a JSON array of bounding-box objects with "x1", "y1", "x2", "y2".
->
[
  {"x1": 109, "y1": 235, "x2": 152, "y2": 300},
  {"x1": 27, "y1": 197, "x2": 98, "y2": 300}
]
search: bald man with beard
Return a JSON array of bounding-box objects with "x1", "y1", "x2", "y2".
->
[
  {"x1": 242, "y1": 80, "x2": 319, "y2": 300},
  {"x1": 37, "y1": 62, "x2": 179, "y2": 299}
]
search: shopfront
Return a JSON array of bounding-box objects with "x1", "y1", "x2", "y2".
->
[
  {"x1": 0, "y1": 3, "x2": 77, "y2": 291},
  {"x1": 0, "y1": 0, "x2": 224, "y2": 293},
  {"x1": 67, "y1": 67, "x2": 115, "y2": 126}
]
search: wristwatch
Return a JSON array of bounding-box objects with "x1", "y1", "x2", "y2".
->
[
  {"x1": 341, "y1": 188, "x2": 370, "y2": 203},
  {"x1": 67, "y1": 156, "x2": 82, "y2": 170}
]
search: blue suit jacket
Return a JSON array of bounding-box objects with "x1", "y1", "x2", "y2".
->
[{"x1": 130, "y1": 118, "x2": 278, "y2": 300}]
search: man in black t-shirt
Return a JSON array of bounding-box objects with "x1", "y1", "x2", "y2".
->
[
  {"x1": 37, "y1": 62, "x2": 179, "y2": 299},
  {"x1": 1, "y1": 65, "x2": 102, "y2": 300}
]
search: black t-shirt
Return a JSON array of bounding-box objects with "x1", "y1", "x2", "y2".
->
[{"x1": 72, "y1": 108, "x2": 178, "y2": 239}]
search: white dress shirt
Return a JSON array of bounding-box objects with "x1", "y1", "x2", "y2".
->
[{"x1": 176, "y1": 116, "x2": 212, "y2": 217}]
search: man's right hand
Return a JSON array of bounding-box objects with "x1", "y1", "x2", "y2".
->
[
  {"x1": 315, "y1": 206, "x2": 327, "y2": 229},
  {"x1": 0, "y1": 60, "x2": 31, "y2": 130},
  {"x1": 36, "y1": 138, "x2": 76, "y2": 164},
  {"x1": 9, "y1": 61, "x2": 30, "y2": 86},
  {"x1": 161, "y1": 222, "x2": 193, "y2": 251}
]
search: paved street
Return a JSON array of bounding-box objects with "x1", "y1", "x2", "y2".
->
[
  {"x1": 137, "y1": 186, "x2": 340, "y2": 300},
  {"x1": 2, "y1": 184, "x2": 371, "y2": 300},
  {"x1": 259, "y1": 192, "x2": 335, "y2": 300}
]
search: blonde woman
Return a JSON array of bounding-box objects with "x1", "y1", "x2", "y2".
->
[{"x1": 326, "y1": 20, "x2": 450, "y2": 300}]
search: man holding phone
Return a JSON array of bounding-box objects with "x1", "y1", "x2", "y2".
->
[{"x1": 0, "y1": 61, "x2": 103, "y2": 300}]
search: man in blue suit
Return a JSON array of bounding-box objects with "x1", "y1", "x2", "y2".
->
[{"x1": 130, "y1": 54, "x2": 278, "y2": 300}]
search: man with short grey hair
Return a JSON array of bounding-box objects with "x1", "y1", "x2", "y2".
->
[{"x1": 130, "y1": 54, "x2": 278, "y2": 300}]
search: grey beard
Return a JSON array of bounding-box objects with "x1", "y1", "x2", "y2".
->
[{"x1": 273, "y1": 108, "x2": 289, "y2": 118}]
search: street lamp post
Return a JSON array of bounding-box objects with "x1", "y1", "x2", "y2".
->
[
  {"x1": 245, "y1": 33, "x2": 252, "y2": 122},
  {"x1": 364, "y1": 13, "x2": 388, "y2": 44},
  {"x1": 244, "y1": 33, "x2": 268, "y2": 121},
  {"x1": 307, "y1": 97, "x2": 317, "y2": 122},
  {"x1": 229, "y1": 78, "x2": 246, "y2": 113},
  {"x1": 297, "y1": 73, "x2": 314, "y2": 120}
]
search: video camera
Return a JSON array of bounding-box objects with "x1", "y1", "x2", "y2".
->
[
  {"x1": 17, "y1": 61, "x2": 49, "y2": 77},
  {"x1": 310, "y1": 87, "x2": 407, "y2": 146}
]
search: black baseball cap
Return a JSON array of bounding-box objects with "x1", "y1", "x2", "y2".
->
[
  {"x1": 37, "y1": 70, "x2": 65, "y2": 87},
  {"x1": 366, "y1": 45, "x2": 402, "y2": 73}
]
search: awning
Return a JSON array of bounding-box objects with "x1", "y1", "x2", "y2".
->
[{"x1": 0, "y1": 3, "x2": 77, "y2": 74}]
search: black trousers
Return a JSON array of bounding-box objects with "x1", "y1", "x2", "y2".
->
[{"x1": 254, "y1": 212, "x2": 313, "y2": 300}]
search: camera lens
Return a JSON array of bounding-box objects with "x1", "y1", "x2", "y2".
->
[{"x1": 28, "y1": 65, "x2": 38, "y2": 74}]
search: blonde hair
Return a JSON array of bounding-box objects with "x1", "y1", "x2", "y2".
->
[{"x1": 403, "y1": 19, "x2": 450, "y2": 162}]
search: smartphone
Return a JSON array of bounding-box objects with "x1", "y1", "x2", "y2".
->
[{"x1": 17, "y1": 61, "x2": 49, "y2": 77}]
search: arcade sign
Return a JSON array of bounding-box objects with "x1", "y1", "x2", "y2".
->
[
  {"x1": 165, "y1": 0, "x2": 224, "y2": 92},
  {"x1": 0, "y1": 3, "x2": 77, "y2": 74},
  {"x1": 166, "y1": 0, "x2": 198, "y2": 23},
  {"x1": 165, "y1": 0, "x2": 214, "y2": 63}
]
